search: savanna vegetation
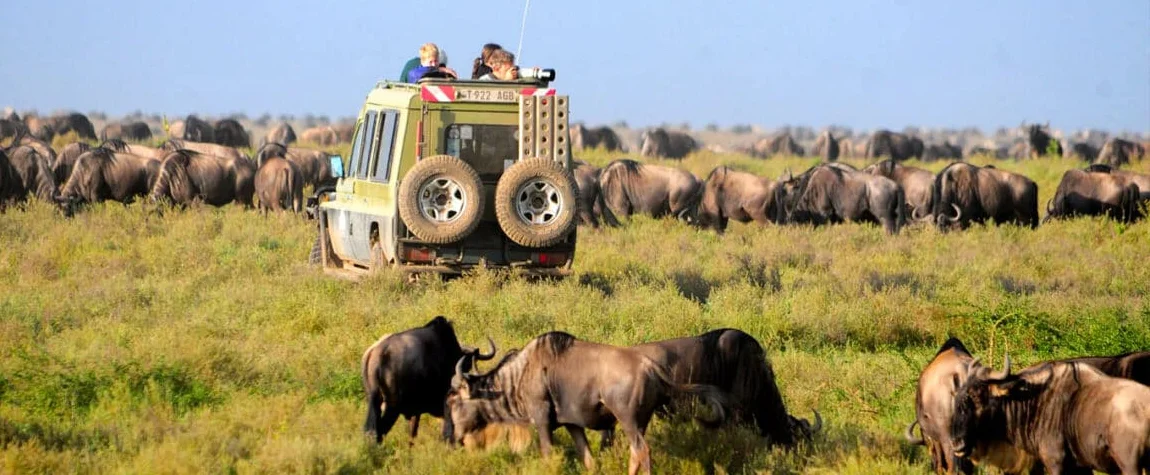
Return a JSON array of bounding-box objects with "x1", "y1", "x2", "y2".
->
[{"x1": 1, "y1": 146, "x2": 1148, "y2": 474}]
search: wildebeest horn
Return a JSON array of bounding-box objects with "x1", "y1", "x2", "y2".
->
[
  {"x1": 947, "y1": 204, "x2": 962, "y2": 223},
  {"x1": 967, "y1": 356, "x2": 981, "y2": 373},
  {"x1": 904, "y1": 420, "x2": 924, "y2": 445},
  {"x1": 476, "y1": 336, "x2": 496, "y2": 361},
  {"x1": 1001, "y1": 353, "x2": 1011, "y2": 377},
  {"x1": 810, "y1": 410, "x2": 822, "y2": 434},
  {"x1": 451, "y1": 356, "x2": 468, "y2": 389}
]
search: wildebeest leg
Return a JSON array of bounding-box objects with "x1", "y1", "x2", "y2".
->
[
  {"x1": 368, "y1": 404, "x2": 400, "y2": 443},
  {"x1": 532, "y1": 407, "x2": 555, "y2": 457},
  {"x1": 568, "y1": 426, "x2": 596, "y2": 470},
  {"x1": 407, "y1": 415, "x2": 420, "y2": 442},
  {"x1": 598, "y1": 429, "x2": 615, "y2": 450},
  {"x1": 620, "y1": 420, "x2": 651, "y2": 475}
]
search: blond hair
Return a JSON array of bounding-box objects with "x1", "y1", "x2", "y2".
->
[
  {"x1": 419, "y1": 43, "x2": 440, "y2": 64},
  {"x1": 488, "y1": 49, "x2": 514, "y2": 67}
]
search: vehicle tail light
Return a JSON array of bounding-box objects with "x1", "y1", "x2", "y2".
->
[
  {"x1": 403, "y1": 247, "x2": 436, "y2": 263},
  {"x1": 533, "y1": 252, "x2": 568, "y2": 266}
]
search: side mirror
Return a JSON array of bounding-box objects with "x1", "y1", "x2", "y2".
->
[{"x1": 329, "y1": 155, "x2": 345, "y2": 178}]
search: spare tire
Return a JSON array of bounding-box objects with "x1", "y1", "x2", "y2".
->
[
  {"x1": 398, "y1": 155, "x2": 484, "y2": 244},
  {"x1": 495, "y1": 157, "x2": 579, "y2": 248}
]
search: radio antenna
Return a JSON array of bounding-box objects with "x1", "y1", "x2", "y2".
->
[{"x1": 515, "y1": 0, "x2": 531, "y2": 60}]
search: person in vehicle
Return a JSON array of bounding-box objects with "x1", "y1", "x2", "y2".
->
[
  {"x1": 471, "y1": 43, "x2": 502, "y2": 79},
  {"x1": 405, "y1": 43, "x2": 457, "y2": 82},
  {"x1": 477, "y1": 49, "x2": 518, "y2": 81}
]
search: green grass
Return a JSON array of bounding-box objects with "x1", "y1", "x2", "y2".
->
[{"x1": 1, "y1": 151, "x2": 1148, "y2": 474}]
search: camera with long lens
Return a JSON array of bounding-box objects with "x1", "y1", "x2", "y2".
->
[{"x1": 519, "y1": 67, "x2": 556, "y2": 82}]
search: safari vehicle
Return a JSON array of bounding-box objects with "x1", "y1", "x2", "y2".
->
[{"x1": 308, "y1": 68, "x2": 578, "y2": 277}]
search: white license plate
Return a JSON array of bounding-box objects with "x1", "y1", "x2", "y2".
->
[{"x1": 456, "y1": 88, "x2": 517, "y2": 103}]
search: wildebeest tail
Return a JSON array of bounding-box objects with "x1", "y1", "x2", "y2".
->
[
  {"x1": 597, "y1": 160, "x2": 631, "y2": 220},
  {"x1": 593, "y1": 183, "x2": 621, "y2": 227},
  {"x1": 30, "y1": 148, "x2": 57, "y2": 201},
  {"x1": 646, "y1": 361, "x2": 730, "y2": 427},
  {"x1": 1122, "y1": 183, "x2": 1141, "y2": 223},
  {"x1": 892, "y1": 186, "x2": 906, "y2": 234},
  {"x1": 361, "y1": 335, "x2": 391, "y2": 441}
]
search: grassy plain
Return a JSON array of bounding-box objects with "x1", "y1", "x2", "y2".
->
[{"x1": 1, "y1": 148, "x2": 1148, "y2": 474}]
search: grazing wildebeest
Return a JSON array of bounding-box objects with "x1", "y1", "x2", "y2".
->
[
  {"x1": 639, "y1": 128, "x2": 698, "y2": 159},
  {"x1": 4, "y1": 145, "x2": 57, "y2": 202},
  {"x1": 751, "y1": 133, "x2": 805, "y2": 158},
  {"x1": 54, "y1": 142, "x2": 90, "y2": 185},
  {"x1": 1063, "y1": 141, "x2": 1099, "y2": 162},
  {"x1": 931, "y1": 162, "x2": 1039, "y2": 230},
  {"x1": 299, "y1": 126, "x2": 338, "y2": 146},
  {"x1": 1096, "y1": 137, "x2": 1147, "y2": 167},
  {"x1": 904, "y1": 339, "x2": 1036, "y2": 475},
  {"x1": 1085, "y1": 164, "x2": 1150, "y2": 200},
  {"x1": 182, "y1": 115, "x2": 215, "y2": 143},
  {"x1": 100, "y1": 138, "x2": 166, "y2": 160},
  {"x1": 862, "y1": 159, "x2": 935, "y2": 222},
  {"x1": 631, "y1": 329, "x2": 821, "y2": 445},
  {"x1": 572, "y1": 160, "x2": 616, "y2": 228},
  {"x1": 255, "y1": 142, "x2": 332, "y2": 188},
  {"x1": 360, "y1": 316, "x2": 496, "y2": 443},
  {"x1": 49, "y1": 112, "x2": 97, "y2": 140},
  {"x1": 951, "y1": 359, "x2": 1150, "y2": 475},
  {"x1": 865, "y1": 130, "x2": 923, "y2": 161},
  {"x1": 100, "y1": 121, "x2": 153, "y2": 142},
  {"x1": 213, "y1": 119, "x2": 250, "y2": 148},
  {"x1": 922, "y1": 142, "x2": 962, "y2": 162},
  {"x1": 23, "y1": 115, "x2": 55, "y2": 142},
  {"x1": 0, "y1": 118, "x2": 23, "y2": 140},
  {"x1": 55, "y1": 147, "x2": 160, "y2": 215},
  {"x1": 161, "y1": 138, "x2": 249, "y2": 163},
  {"x1": 597, "y1": 159, "x2": 702, "y2": 222},
  {"x1": 571, "y1": 124, "x2": 624, "y2": 152},
  {"x1": 262, "y1": 122, "x2": 297, "y2": 147},
  {"x1": 1058, "y1": 351, "x2": 1150, "y2": 386},
  {"x1": 11, "y1": 132, "x2": 58, "y2": 168},
  {"x1": 443, "y1": 331, "x2": 730, "y2": 475},
  {"x1": 332, "y1": 122, "x2": 355, "y2": 143},
  {"x1": 149, "y1": 149, "x2": 255, "y2": 207},
  {"x1": 695, "y1": 166, "x2": 786, "y2": 232},
  {"x1": 811, "y1": 131, "x2": 840, "y2": 161},
  {"x1": 1024, "y1": 123, "x2": 1061, "y2": 158},
  {"x1": 255, "y1": 157, "x2": 303, "y2": 213},
  {"x1": 777, "y1": 163, "x2": 906, "y2": 234},
  {"x1": 1044, "y1": 168, "x2": 1141, "y2": 223}
]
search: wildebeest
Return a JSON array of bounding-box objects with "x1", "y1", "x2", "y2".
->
[
  {"x1": 255, "y1": 142, "x2": 332, "y2": 188},
  {"x1": 777, "y1": 163, "x2": 906, "y2": 234},
  {"x1": 904, "y1": 339, "x2": 1035, "y2": 475},
  {"x1": 639, "y1": 128, "x2": 698, "y2": 159},
  {"x1": 54, "y1": 142, "x2": 90, "y2": 186},
  {"x1": 931, "y1": 162, "x2": 1039, "y2": 230},
  {"x1": 100, "y1": 121, "x2": 153, "y2": 142},
  {"x1": 865, "y1": 130, "x2": 923, "y2": 161},
  {"x1": 695, "y1": 166, "x2": 786, "y2": 232},
  {"x1": 49, "y1": 112, "x2": 97, "y2": 140},
  {"x1": 149, "y1": 149, "x2": 255, "y2": 207},
  {"x1": 1044, "y1": 168, "x2": 1141, "y2": 223},
  {"x1": 0, "y1": 150, "x2": 19, "y2": 210},
  {"x1": 862, "y1": 159, "x2": 935, "y2": 222},
  {"x1": 1063, "y1": 141, "x2": 1100, "y2": 162},
  {"x1": 255, "y1": 156, "x2": 304, "y2": 213},
  {"x1": 1058, "y1": 351, "x2": 1150, "y2": 386},
  {"x1": 360, "y1": 316, "x2": 496, "y2": 443},
  {"x1": 55, "y1": 147, "x2": 160, "y2": 214},
  {"x1": 101, "y1": 138, "x2": 166, "y2": 160},
  {"x1": 262, "y1": 122, "x2": 297, "y2": 147},
  {"x1": 1096, "y1": 137, "x2": 1147, "y2": 167},
  {"x1": 22, "y1": 115, "x2": 55, "y2": 142},
  {"x1": 951, "y1": 359, "x2": 1150, "y2": 475},
  {"x1": 161, "y1": 139, "x2": 248, "y2": 163},
  {"x1": 299, "y1": 126, "x2": 339, "y2": 146},
  {"x1": 332, "y1": 122, "x2": 355, "y2": 143},
  {"x1": 0, "y1": 118, "x2": 23, "y2": 140},
  {"x1": 810, "y1": 131, "x2": 840, "y2": 161},
  {"x1": 922, "y1": 142, "x2": 962, "y2": 162},
  {"x1": 571, "y1": 124, "x2": 624, "y2": 152},
  {"x1": 11, "y1": 132, "x2": 58, "y2": 168},
  {"x1": 597, "y1": 158, "x2": 702, "y2": 222},
  {"x1": 751, "y1": 133, "x2": 805, "y2": 158},
  {"x1": 572, "y1": 160, "x2": 616, "y2": 228},
  {"x1": 2, "y1": 145, "x2": 56, "y2": 203},
  {"x1": 631, "y1": 329, "x2": 821, "y2": 445},
  {"x1": 1085, "y1": 164, "x2": 1150, "y2": 200},
  {"x1": 443, "y1": 331, "x2": 730, "y2": 475},
  {"x1": 182, "y1": 115, "x2": 215, "y2": 143},
  {"x1": 1024, "y1": 123, "x2": 1061, "y2": 158},
  {"x1": 213, "y1": 119, "x2": 250, "y2": 148}
]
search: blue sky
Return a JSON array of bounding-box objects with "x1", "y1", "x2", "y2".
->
[{"x1": 2, "y1": 0, "x2": 1147, "y2": 132}]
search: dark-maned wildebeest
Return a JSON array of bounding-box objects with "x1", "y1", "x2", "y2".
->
[
  {"x1": 149, "y1": 149, "x2": 255, "y2": 207},
  {"x1": 951, "y1": 359, "x2": 1150, "y2": 475},
  {"x1": 811, "y1": 131, "x2": 840, "y2": 161},
  {"x1": 571, "y1": 124, "x2": 624, "y2": 152},
  {"x1": 300, "y1": 126, "x2": 338, "y2": 146},
  {"x1": 54, "y1": 142, "x2": 90, "y2": 185},
  {"x1": 922, "y1": 142, "x2": 962, "y2": 162},
  {"x1": 0, "y1": 118, "x2": 23, "y2": 140},
  {"x1": 572, "y1": 160, "x2": 616, "y2": 228},
  {"x1": 49, "y1": 112, "x2": 97, "y2": 141},
  {"x1": 639, "y1": 128, "x2": 698, "y2": 159},
  {"x1": 1096, "y1": 137, "x2": 1147, "y2": 167},
  {"x1": 751, "y1": 133, "x2": 805, "y2": 158},
  {"x1": 862, "y1": 159, "x2": 935, "y2": 222},
  {"x1": 1064, "y1": 141, "x2": 1099, "y2": 162},
  {"x1": 12, "y1": 132, "x2": 58, "y2": 168},
  {"x1": 1024, "y1": 123, "x2": 1061, "y2": 158},
  {"x1": 631, "y1": 329, "x2": 821, "y2": 445},
  {"x1": 55, "y1": 147, "x2": 160, "y2": 215},
  {"x1": 931, "y1": 162, "x2": 1039, "y2": 230},
  {"x1": 23, "y1": 115, "x2": 55, "y2": 142},
  {"x1": 182, "y1": 115, "x2": 215, "y2": 143},
  {"x1": 3, "y1": 145, "x2": 57, "y2": 203},
  {"x1": 213, "y1": 119, "x2": 250, "y2": 148},
  {"x1": 100, "y1": 121, "x2": 153, "y2": 142},
  {"x1": 865, "y1": 130, "x2": 923, "y2": 161},
  {"x1": 1085, "y1": 164, "x2": 1150, "y2": 201},
  {"x1": 255, "y1": 156, "x2": 303, "y2": 213},
  {"x1": 262, "y1": 122, "x2": 297, "y2": 147},
  {"x1": 258, "y1": 143, "x2": 334, "y2": 188},
  {"x1": 443, "y1": 331, "x2": 730, "y2": 475},
  {"x1": 0, "y1": 150, "x2": 20, "y2": 210},
  {"x1": 1044, "y1": 168, "x2": 1141, "y2": 223},
  {"x1": 904, "y1": 339, "x2": 1036, "y2": 475},
  {"x1": 1059, "y1": 351, "x2": 1150, "y2": 387},
  {"x1": 360, "y1": 316, "x2": 496, "y2": 443},
  {"x1": 161, "y1": 138, "x2": 249, "y2": 163},
  {"x1": 777, "y1": 164, "x2": 906, "y2": 234},
  {"x1": 695, "y1": 166, "x2": 786, "y2": 232},
  {"x1": 597, "y1": 158, "x2": 702, "y2": 222}
]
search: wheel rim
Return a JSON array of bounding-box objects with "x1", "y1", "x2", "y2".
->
[
  {"x1": 418, "y1": 176, "x2": 467, "y2": 223},
  {"x1": 515, "y1": 179, "x2": 564, "y2": 225}
]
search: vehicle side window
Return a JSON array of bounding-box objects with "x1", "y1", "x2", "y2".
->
[
  {"x1": 348, "y1": 112, "x2": 376, "y2": 178},
  {"x1": 356, "y1": 111, "x2": 379, "y2": 179},
  {"x1": 371, "y1": 110, "x2": 399, "y2": 182}
]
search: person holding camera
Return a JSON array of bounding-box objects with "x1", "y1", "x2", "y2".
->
[{"x1": 477, "y1": 49, "x2": 518, "y2": 81}]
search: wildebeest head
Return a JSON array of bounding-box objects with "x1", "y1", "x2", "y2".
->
[
  {"x1": 55, "y1": 147, "x2": 115, "y2": 215},
  {"x1": 256, "y1": 142, "x2": 289, "y2": 168},
  {"x1": 950, "y1": 355, "x2": 1017, "y2": 458},
  {"x1": 443, "y1": 348, "x2": 517, "y2": 445}
]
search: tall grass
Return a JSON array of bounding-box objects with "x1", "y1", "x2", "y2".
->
[{"x1": 1, "y1": 151, "x2": 1148, "y2": 474}]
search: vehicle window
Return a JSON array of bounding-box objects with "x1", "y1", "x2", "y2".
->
[
  {"x1": 348, "y1": 111, "x2": 376, "y2": 179},
  {"x1": 444, "y1": 124, "x2": 517, "y2": 180},
  {"x1": 371, "y1": 110, "x2": 399, "y2": 182},
  {"x1": 357, "y1": 111, "x2": 379, "y2": 178}
]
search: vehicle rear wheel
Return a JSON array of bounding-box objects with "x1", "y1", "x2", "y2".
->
[
  {"x1": 495, "y1": 157, "x2": 578, "y2": 248},
  {"x1": 398, "y1": 155, "x2": 485, "y2": 244}
]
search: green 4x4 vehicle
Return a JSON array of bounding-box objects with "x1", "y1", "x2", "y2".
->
[{"x1": 309, "y1": 70, "x2": 578, "y2": 277}]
